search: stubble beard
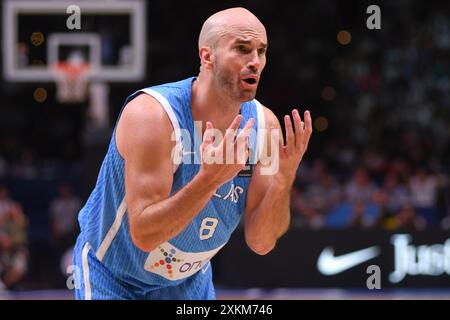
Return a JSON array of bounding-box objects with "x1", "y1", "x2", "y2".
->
[{"x1": 215, "y1": 61, "x2": 255, "y2": 103}]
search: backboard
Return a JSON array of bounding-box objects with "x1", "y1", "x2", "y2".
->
[{"x1": 3, "y1": 0, "x2": 146, "y2": 83}]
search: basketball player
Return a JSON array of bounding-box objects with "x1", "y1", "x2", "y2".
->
[{"x1": 73, "y1": 7, "x2": 312, "y2": 299}]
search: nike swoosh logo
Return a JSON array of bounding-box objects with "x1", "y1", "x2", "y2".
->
[
  {"x1": 201, "y1": 262, "x2": 210, "y2": 274},
  {"x1": 317, "y1": 246, "x2": 380, "y2": 275}
]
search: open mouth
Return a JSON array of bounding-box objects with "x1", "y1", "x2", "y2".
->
[{"x1": 242, "y1": 78, "x2": 257, "y2": 85}]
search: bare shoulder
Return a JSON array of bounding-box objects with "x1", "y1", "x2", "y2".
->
[
  {"x1": 118, "y1": 93, "x2": 175, "y2": 234},
  {"x1": 116, "y1": 93, "x2": 174, "y2": 158}
]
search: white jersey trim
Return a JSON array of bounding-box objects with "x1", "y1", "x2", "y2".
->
[
  {"x1": 82, "y1": 242, "x2": 92, "y2": 300},
  {"x1": 254, "y1": 99, "x2": 266, "y2": 163},
  {"x1": 138, "y1": 88, "x2": 182, "y2": 174},
  {"x1": 96, "y1": 198, "x2": 127, "y2": 262}
]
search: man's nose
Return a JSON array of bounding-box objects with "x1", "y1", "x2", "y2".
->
[{"x1": 247, "y1": 50, "x2": 260, "y2": 71}]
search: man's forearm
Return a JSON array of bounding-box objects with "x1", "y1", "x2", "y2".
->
[
  {"x1": 131, "y1": 172, "x2": 220, "y2": 252},
  {"x1": 245, "y1": 179, "x2": 292, "y2": 254}
]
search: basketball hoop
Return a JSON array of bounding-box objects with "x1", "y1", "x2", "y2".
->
[{"x1": 52, "y1": 62, "x2": 90, "y2": 104}]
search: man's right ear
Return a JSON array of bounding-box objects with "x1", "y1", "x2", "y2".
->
[{"x1": 199, "y1": 47, "x2": 214, "y2": 70}]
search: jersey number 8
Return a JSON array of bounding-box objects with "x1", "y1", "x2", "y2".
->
[{"x1": 199, "y1": 217, "x2": 219, "y2": 240}]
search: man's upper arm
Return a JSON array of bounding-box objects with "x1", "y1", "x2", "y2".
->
[
  {"x1": 245, "y1": 106, "x2": 281, "y2": 215},
  {"x1": 115, "y1": 93, "x2": 175, "y2": 224}
]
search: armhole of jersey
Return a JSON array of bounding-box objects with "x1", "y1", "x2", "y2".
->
[
  {"x1": 254, "y1": 99, "x2": 266, "y2": 163},
  {"x1": 137, "y1": 88, "x2": 181, "y2": 174}
]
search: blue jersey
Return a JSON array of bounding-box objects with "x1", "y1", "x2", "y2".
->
[{"x1": 74, "y1": 77, "x2": 265, "y2": 295}]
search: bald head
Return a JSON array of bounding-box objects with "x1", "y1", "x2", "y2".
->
[
  {"x1": 198, "y1": 7, "x2": 266, "y2": 50},
  {"x1": 196, "y1": 8, "x2": 267, "y2": 102}
]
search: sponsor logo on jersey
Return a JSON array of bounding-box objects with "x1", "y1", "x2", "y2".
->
[{"x1": 144, "y1": 242, "x2": 225, "y2": 280}]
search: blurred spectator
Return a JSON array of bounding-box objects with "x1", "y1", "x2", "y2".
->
[
  {"x1": 386, "y1": 159, "x2": 412, "y2": 187},
  {"x1": 47, "y1": 183, "x2": 81, "y2": 288},
  {"x1": 0, "y1": 185, "x2": 28, "y2": 290},
  {"x1": 0, "y1": 186, "x2": 27, "y2": 241},
  {"x1": 345, "y1": 168, "x2": 377, "y2": 205},
  {"x1": 392, "y1": 205, "x2": 426, "y2": 230},
  {"x1": 2, "y1": 202, "x2": 28, "y2": 250},
  {"x1": 310, "y1": 174, "x2": 341, "y2": 211},
  {"x1": 291, "y1": 184, "x2": 324, "y2": 229},
  {"x1": 362, "y1": 147, "x2": 387, "y2": 181},
  {"x1": 297, "y1": 159, "x2": 328, "y2": 186},
  {"x1": 0, "y1": 232, "x2": 28, "y2": 290},
  {"x1": 371, "y1": 189, "x2": 396, "y2": 229},
  {"x1": 347, "y1": 202, "x2": 364, "y2": 228},
  {"x1": 302, "y1": 173, "x2": 341, "y2": 225},
  {"x1": 347, "y1": 201, "x2": 378, "y2": 228},
  {"x1": 409, "y1": 168, "x2": 439, "y2": 226},
  {"x1": 383, "y1": 173, "x2": 411, "y2": 213},
  {"x1": 49, "y1": 183, "x2": 81, "y2": 250}
]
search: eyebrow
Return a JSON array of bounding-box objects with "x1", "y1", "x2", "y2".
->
[{"x1": 234, "y1": 39, "x2": 268, "y2": 49}]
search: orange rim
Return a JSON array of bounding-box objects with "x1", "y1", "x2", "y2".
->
[{"x1": 53, "y1": 62, "x2": 90, "y2": 77}]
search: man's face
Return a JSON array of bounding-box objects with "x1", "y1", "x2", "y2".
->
[{"x1": 213, "y1": 27, "x2": 267, "y2": 102}]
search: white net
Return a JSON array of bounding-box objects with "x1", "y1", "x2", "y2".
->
[{"x1": 53, "y1": 62, "x2": 89, "y2": 104}]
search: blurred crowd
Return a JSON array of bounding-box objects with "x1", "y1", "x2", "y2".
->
[
  {"x1": 291, "y1": 160, "x2": 449, "y2": 230},
  {"x1": 0, "y1": 182, "x2": 80, "y2": 290},
  {"x1": 0, "y1": 186, "x2": 28, "y2": 290},
  {"x1": 290, "y1": 2, "x2": 450, "y2": 230}
]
